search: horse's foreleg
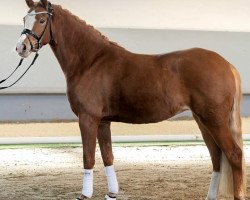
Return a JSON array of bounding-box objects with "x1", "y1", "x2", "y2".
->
[
  {"x1": 78, "y1": 114, "x2": 99, "y2": 199},
  {"x1": 97, "y1": 122, "x2": 119, "y2": 199}
]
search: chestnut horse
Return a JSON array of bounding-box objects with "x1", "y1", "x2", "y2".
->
[{"x1": 16, "y1": 1, "x2": 246, "y2": 199}]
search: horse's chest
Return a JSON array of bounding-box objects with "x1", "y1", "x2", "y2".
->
[{"x1": 66, "y1": 84, "x2": 105, "y2": 117}]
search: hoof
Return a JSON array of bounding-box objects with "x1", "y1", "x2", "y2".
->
[
  {"x1": 76, "y1": 194, "x2": 88, "y2": 200},
  {"x1": 104, "y1": 194, "x2": 116, "y2": 200}
]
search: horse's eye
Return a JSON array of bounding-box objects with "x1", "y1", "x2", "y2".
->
[{"x1": 39, "y1": 18, "x2": 46, "y2": 24}]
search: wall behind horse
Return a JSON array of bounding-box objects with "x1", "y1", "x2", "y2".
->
[
  {"x1": 0, "y1": 26, "x2": 250, "y2": 121},
  {"x1": 0, "y1": 0, "x2": 249, "y2": 121},
  {"x1": 0, "y1": 26, "x2": 250, "y2": 94},
  {"x1": 1, "y1": 0, "x2": 250, "y2": 31}
]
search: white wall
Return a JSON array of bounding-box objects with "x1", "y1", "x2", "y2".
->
[
  {"x1": 0, "y1": 1, "x2": 249, "y2": 94},
  {"x1": 0, "y1": 0, "x2": 250, "y2": 120},
  {"x1": 1, "y1": 0, "x2": 250, "y2": 32}
]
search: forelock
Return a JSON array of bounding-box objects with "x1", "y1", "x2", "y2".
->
[{"x1": 27, "y1": 2, "x2": 47, "y2": 13}]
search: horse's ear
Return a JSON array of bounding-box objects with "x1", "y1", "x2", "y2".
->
[
  {"x1": 25, "y1": 0, "x2": 34, "y2": 8},
  {"x1": 40, "y1": 0, "x2": 48, "y2": 8}
]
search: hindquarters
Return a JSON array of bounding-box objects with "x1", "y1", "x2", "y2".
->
[{"x1": 176, "y1": 48, "x2": 245, "y2": 199}]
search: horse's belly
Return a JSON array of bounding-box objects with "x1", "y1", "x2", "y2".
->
[{"x1": 107, "y1": 102, "x2": 184, "y2": 124}]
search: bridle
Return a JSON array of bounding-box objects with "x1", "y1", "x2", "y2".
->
[
  {"x1": 22, "y1": 2, "x2": 54, "y2": 51},
  {"x1": 0, "y1": 2, "x2": 54, "y2": 90}
]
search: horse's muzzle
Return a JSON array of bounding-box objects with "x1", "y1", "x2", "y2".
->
[
  {"x1": 16, "y1": 44, "x2": 26, "y2": 54},
  {"x1": 16, "y1": 43, "x2": 31, "y2": 58}
]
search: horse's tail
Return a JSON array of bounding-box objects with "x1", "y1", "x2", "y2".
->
[{"x1": 219, "y1": 65, "x2": 246, "y2": 197}]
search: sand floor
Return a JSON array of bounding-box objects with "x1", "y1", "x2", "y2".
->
[{"x1": 0, "y1": 146, "x2": 250, "y2": 200}]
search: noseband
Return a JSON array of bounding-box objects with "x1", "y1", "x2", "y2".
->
[
  {"x1": 21, "y1": 2, "x2": 54, "y2": 51},
  {"x1": 0, "y1": 2, "x2": 54, "y2": 90}
]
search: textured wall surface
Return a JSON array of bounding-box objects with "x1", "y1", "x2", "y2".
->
[
  {"x1": 0, "y1": 95, "x2": 249, "y2": 122},
  {"x1": 0, "y1": 0, "x2": 249, "y2": 120},
  {"x1": 1, "y1": 0, "x2": 250, "y2": 31},
  {"x1": 0, "y1": 26, "x2": 249, "y2": 94}
]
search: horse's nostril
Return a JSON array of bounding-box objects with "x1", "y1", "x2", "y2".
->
[{"x1": 23, "y1": 44, "x2": 27, "y2": 51}]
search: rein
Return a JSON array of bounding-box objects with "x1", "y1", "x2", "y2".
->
[
  {"x1": 0, "y1": 2, "x2": 53, "y2": 90},
  {"x1": 0, "y1": 53, "x2": 39, "y2": 90}
]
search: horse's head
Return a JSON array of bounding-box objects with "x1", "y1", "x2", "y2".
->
[{"x1": 16, "y1": 0, "x2": 53, "y2": 58}]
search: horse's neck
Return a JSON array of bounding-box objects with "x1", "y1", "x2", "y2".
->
[{"x1": 50, "y1": 5, "x2": 110, "y2": 79}]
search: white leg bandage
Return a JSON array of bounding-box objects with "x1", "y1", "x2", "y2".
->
[
  {"x1": 206, "y1": 172, "x2": 221, "y2": 200},
  {"x1": 82, "y1": 169, "x2": 94, "y2": 198},
  {"x1": 105, "y1": 165, "x2": 119, "y2": 194}
]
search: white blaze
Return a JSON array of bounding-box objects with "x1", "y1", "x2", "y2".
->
[
  {"x1": 19, "y1": 11, "x2": 37, "y2": 44},
  {"x1": 24, "y1": 11, "x2": 37, "y2": 30},
  {"x1": 16, "y1": 11, "x2": 37, "y2": 54},
  {"x1": 17, "y1": 34, "x2": 27, "y2": 46},
  {"x1": 16, "y1": 34, "x2": 27, "y2": 54}
]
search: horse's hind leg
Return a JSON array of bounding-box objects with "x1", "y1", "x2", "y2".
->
[
  {"x1": 97, "y1": 122, "x2": 119, "y2": 200},
  {"x1": 194, "y1": 112, "x2": 245, "y2": 200},
  {"x1": 193, "y1": 114, "x2": 222, "y2": 200},
  {"x1": 208, "y1": 125, "x2": 245, "y2": 200}
]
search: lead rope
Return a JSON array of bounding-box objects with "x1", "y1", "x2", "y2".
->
[
  {"x1": 0, "y1": 58, "x2": 24, "y2": 84},
  {"x1": 0, "y1": 53, "x2": 39, "y2": 90}
]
